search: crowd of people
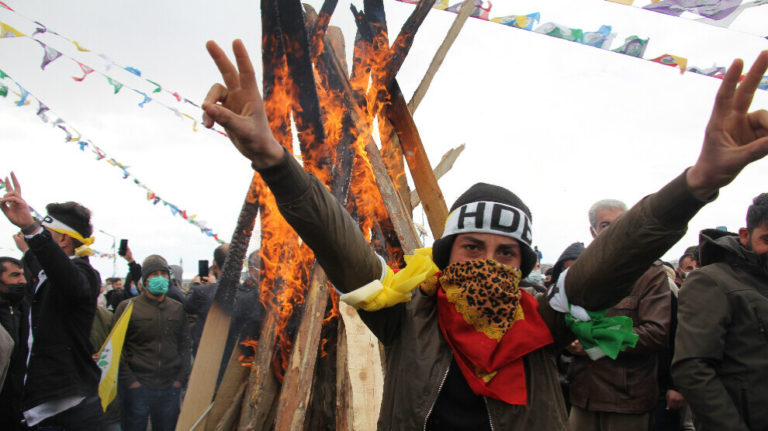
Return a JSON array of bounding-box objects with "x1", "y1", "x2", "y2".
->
[
  {"x1": 0, "y1": 193, "x2": 265, "y2": 431},
  {"x1": 0, "y1": 39, "x2": 766, "y2": 431}
]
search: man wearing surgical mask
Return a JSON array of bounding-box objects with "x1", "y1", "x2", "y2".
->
[
  {"x1": 0, "y1": 256, "x2": 29, "y2": 430},
  {"x1": 114, "y1": 255, "x2": 191, "y2": 431}
]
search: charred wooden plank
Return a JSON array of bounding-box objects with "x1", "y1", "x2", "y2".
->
[
  {"x1": 308, "y1": 0, "x2": 338, "y2": 57},
  {"x1": 313, "y1": 15, "x2": 421, "y2": 252},
  {"x1": 384, "y1": 81, "x2": 448, "y2": 238},
  {"x1": 237, "y1": 284, "x2": 282, "y2": 431},
  {"x1": 273, "y1": 266, "x2": 330, "y2": 430},
  {"x1": 364, "y1": 140, "x2": 422, "y2": 252},
  {"x1": 278, "y1": 0, "x2": 329, "y2": 174},
  {"x1": 238, "y1": 1, "x2": 297, "y2": 428},
  {"x1": 176, "y1": 177, "x2": 261, "y2": 431},
  {"x1": 364, "y1": 0, "x2": 412, "y2": 216},
  {"x1": 380, "y1": 0, "x2": 437, "y2": 92},
  {"x1": 214, "y1": 381, "x2": 247, "y2": 431},
  {"x1": 205, "y1": 334, "x2": 252, "y2": 431}
]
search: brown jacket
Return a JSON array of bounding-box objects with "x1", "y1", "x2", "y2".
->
[
  {"x1": 568, "y1": 262, "x2": 672, "y2": 414},
  {"x1": 257, "y1": 151, "x2": 706, "y2": 430},
  {"x1": 672, "y1": 229, "x2": 768, "y2": 431},
  {"x1": 115, "y1": 293, "x2": 191, "y2": 390}
]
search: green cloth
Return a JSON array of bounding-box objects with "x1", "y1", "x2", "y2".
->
[{"x1": 566, "y1": 309, "x2": 638, "y2": 360}]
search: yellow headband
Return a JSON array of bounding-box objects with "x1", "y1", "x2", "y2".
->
[{"x1": 41, "y1": 215, "x2": 95, "y2": 256}]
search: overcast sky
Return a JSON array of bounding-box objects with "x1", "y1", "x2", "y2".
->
[{"x1": 1, "y1": 0, "x2": 767, "y2": 280}]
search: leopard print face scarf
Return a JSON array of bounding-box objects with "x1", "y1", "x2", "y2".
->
[
  {"x1": 424, "y1": 259, "x2": 554, "y2": 405},
  {"x1": 439, "y1": 259, "x2": 523, "y2": 341}
]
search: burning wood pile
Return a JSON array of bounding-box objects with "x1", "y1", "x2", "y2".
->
[{"x1": 176, "y1": 0, "x2": 472, "y2": 429}]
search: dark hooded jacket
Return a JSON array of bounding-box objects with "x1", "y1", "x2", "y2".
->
[{"x1": 672, "y1": 229, "x2": 768, "y2": 431}]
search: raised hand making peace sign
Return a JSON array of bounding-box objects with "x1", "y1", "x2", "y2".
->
[
  {"x1": 686, "y1": 50, "x2": 768, "y2": 199},
  {"x1": 202, "y1": 39, "x2": 284, "y2": 169}
]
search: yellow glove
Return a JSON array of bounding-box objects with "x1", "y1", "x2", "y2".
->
[{"x1": 339, "y1": 248, "x2": 439, "y2": 311}]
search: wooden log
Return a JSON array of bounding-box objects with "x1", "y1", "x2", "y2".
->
[
  {"x1": 335, "y1": 314, "x2": 353, "y2": 431},
  {"x1": 365, "y1": 141, "x2": 422, "y2": 253},
  {"x1": 408, "y1": 0, "x2": 473, "y2": 112},
  {"x1": 364, "y1": 0, "x2": 412, "y2": 215},
  {"x1": 302, "y1": 301, "x2": 340, "y2": 431},
  {"x1": 238, "y1": 1, "x2": 294, "y2": 427},
  {"x1": 348, "y1": 7, "x2": 373, "y2": 98},
  {"x1": 325, "y1": 27, "x2": 348, "y2": 76},
  {"x1": 338, "y1": 302, "x2": 384, "y2": 431},
  {"x1": 205, "y1": 335, "x2": 252, "y2": 431},
  {"x1": 384, "y1": 81, "x2": 449, "y2": 238},
  {"x1": 410, "y1": 143, "x2": 465, "y2": 208},
  {"x1": 308, "y1": 0, "x2": 339, "y2": 57},
  {"x1": 380, "y1": 0, "x2": 437, "y2": 89},
  {"x1": 237, "y1": 290, "x2": 282, "y2": 431},
  {"x1": 176, "y1": 177, "x2": 261, "y2": 431},
  {"x1": 378, "y1": 119, "x2": 411, "y2": 215},
  {"x1": 349, "y1": 7, "x2": 448, "y2": 238},
  {"x1": 278, "y1": 0, "x2": 329, "y2": 173},
  {"x1": 273, "y1": 265, "x2": 330, "y2": 430},
  {"x1": 214, "y1": 381, "x2": 247, "y2": 431},
  {"x1": 311, "y1": 17, "x2": 421, "y2": 253},
  {"x1": 377, "y1": 0, "x2": 472, "y2": 215},
  {"x1": 304, "y1": 6, "x2": 359, "y2": 205}
]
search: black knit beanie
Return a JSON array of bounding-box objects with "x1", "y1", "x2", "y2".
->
[
  {"x1": 432, "y1": 183, "x2": 537, "y2": 277},
  {"x1": 141, "y1": 255, "x2": 170, "y2": 285}
]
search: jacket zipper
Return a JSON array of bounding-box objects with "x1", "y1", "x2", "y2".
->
[
  {"x1": 483, "y1": 397, "x2": 496, "y2": 431},
  {"x1": 423, "y1": 365, "x2": 451, "y2": 431}
]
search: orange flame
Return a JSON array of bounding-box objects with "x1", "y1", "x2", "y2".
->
[
  {"x1": 251, "y1": 23, "x2": 408, "y2": 381},
  {"x1": 238, "y1": 336, "x2": 259, "y2": 366}
]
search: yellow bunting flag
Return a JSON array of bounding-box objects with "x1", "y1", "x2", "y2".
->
[
  {"x1": 71, "y1": 40, "x2": 90, "y2": 52},
  {"x1": 96, "y1": 301, "x2": 133, "y2": 410},
  {"x1": 0, "y1": 22, "x2": 24, "y2": 38},
  {"x1": 182, "y1": 113, "x2": 198, "y2": 132}
]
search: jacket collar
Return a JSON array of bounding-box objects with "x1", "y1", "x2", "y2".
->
[{"x1": 699, "y1": 228, "x2": 767, "y2": 277}]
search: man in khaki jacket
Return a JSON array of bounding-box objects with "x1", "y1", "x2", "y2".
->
[
  {"x1": 115, "y1": 255, "x2": 190, "y2": 431},
  {"x1": 200, "y1": 39, "x2": 768, "y2": 430},
  {"x1": 568, "y1": 199, "x2": 672, "y2": 430}
]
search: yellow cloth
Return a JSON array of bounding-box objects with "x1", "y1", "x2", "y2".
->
[
  {"x1": 45, "y1": 226, "x2": 95, "y2": 257},
  {"x1": 342, "y1": 248, "x2": 439, "y2": 312},
  {"x1": 96, "y1": 301, "x2": 133, "y2": 410}
]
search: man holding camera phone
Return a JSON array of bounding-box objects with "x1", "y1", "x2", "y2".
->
[{"x1": 185, "y1": 244, "x2": 228, "y2": 355}]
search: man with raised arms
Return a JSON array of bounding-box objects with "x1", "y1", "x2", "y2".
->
[{"x1": 200, "y1": 39, "x2": 768, "y2": 430}]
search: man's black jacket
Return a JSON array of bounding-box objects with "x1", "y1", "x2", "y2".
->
[{"x1": 21, "y1": 229, "x2": 101, "y2": 411}]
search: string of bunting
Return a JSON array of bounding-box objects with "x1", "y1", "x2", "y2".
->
[
  {"x1": 605, "y1": 0, "x2": 768, "y2": 34},
  {"x1": 0, "y1": 1, "x2": 229, "y2": 136},
  {"x1": 397, "y1": 0, "x2": 768, "y2": 89},
  {"x1": 0, "y1": 70, "x2": 226, "y2": 244}
]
